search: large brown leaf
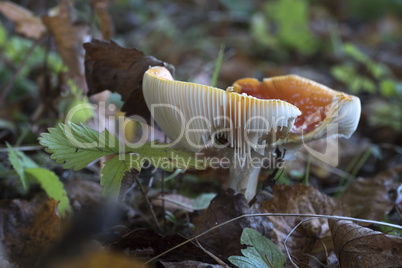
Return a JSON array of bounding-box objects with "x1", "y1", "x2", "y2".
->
[
  {"x1": 195, "y1": 189, "x2": 274, "y2": 260},
  {"x1": 341, "y1": 165, "x2": 402, "y2": 221},
  {"x1": 83, "y1": 39, "x2": 170, "y2": 122},
  {"x1": 329, "y1": 219, "x2": 402, "y2": 267},
  {"x1": 259, "y1": 184, "x2": 348, "y2": 266}
]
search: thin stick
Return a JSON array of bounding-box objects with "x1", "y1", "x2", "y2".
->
[
  {"x1": 134, "y1": 175, "x2": 162, "y2": 233},
  {"x1": 284, "y1": 217, "x2": 315, "y2": 267},
  {"x1": 144, "y1": 213, "x2": 402, "y2": 265},
  {"x1": 0, "y1": 35, "x2": 46, "y2": 107},
  {"x1": 195, "y1": 238, "x2": 229, "y2": 267}
]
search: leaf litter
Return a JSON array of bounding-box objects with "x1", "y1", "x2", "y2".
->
[{"x1": 1, "y1": 1, "x2": 402, "y2": 267}]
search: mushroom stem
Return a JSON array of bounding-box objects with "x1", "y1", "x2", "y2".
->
[{"x1": 229, "y1": 155, "x2": 262, "y2": 202}]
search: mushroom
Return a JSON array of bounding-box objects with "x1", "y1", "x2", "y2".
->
[
  {"x1": 142, "y1": 67, "x2": 361, "y2": 201},
  {"x1": 232, "y1": 75, "x2": 361, "y2": 144}
]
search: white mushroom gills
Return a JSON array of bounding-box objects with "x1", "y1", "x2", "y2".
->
[{"x1": 143, "y1": 67, "x2": 301, "y2": 157}]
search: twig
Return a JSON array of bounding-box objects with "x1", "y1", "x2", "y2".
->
[
  {"x1": 144, "y1": 213, "x2": 402, "y2": 265},
  {"x1": 195, "y1": 238, "x2": 229, "y2": 267},
  {"x1": 284, "y1": 218, "x2": 315, "y2": 268},
  {"x1": 305, "y1": 254, "x2": 327, "y2": 267},
  {"x1": 0, "y1": 35, "x2": 46, "y2": 107},
  {"x1": 265, "y1": 254, "x2": 274, "y2": 268},
  {"x1": 134, "y1": 175, "x2": 162, "y2": 233},
  {"x1": 318, "y1": 237, "x2": 329, "y2": 264}
]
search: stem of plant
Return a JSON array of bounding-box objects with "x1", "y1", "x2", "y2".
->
[{"x1": 134, "y1": 175, "x2": 162, "y2": 233}]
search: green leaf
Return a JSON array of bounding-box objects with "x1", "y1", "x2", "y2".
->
[
  {"x1": 211, "y1": 44, "x2": 225, "y2": 87},
  {"x1": 380, "y1": 79, "x2": 396, "y2": 97},
  {"x1": 228, "y1": 256, "x2": 267, "y2": 268},
  {"x1": 192, "y1": 193, "x2": 216, "y2": 210},
  {"x1": 39, "y1": 122, "x2": 120, "y2": 170},
  {"x1": 229, "y1": 228, "x2": 286, "y2": 268},
  {"x1": 266, "y1": 0, "x2": 318, "y2": 54},
  {"x1": 25, "y1": 168, "x2": 72, "y2": 217},
  {"x1": 7, "y1": 143, "x2": 37, "y2": 191},
  {"x1": 7, "y1": 144, "x2": 71, "y2": 217},
  {"x1": 40, "y1": 122, "x2": 205, "y2": 200},
  {"x1": 100, "y1": 155, "x2": 132, "y2": 199}
]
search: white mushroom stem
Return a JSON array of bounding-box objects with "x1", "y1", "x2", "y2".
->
[{"x1": 229, "y1": 154, "x2": 262, "y2": 202}]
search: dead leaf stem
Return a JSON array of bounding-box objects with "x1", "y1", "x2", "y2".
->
[{"x1": 195, "y1": 238, "x2": 229, "y2": 267}]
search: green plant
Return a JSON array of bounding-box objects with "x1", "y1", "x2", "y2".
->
[
  {"x1": 7, "y1": 143, "x2": 72, "y2": 217},
  {"x1": 39, "y1": 122, "x2": 204, "y2": 199},
  {"x1": 251, "y1": 0, "x2": 319, "y2": 55},
  {"x1": 228, "y1": 228, "x2": 286, "y2": 268},
  {"x1": 331, "y1": 42, "x2": 402, "y2": 130}
]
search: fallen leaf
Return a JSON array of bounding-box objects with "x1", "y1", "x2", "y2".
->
[
  {"x1": 0, "y1": 1, "x2": 46, "y2": 39},
  {"x1": 0, "y1": 196, "x2": 61, "y2": 267},
  {"x1": 90, "y1": 0, "x2": 114, "y2": 40},
  {"x1": 42, "y1": 0, "x2": 91, "y2": 79},
  {"x1": 329, "y1": 219, "x2": 402, "y2": 267},
  {"x1": 111, "y1": 228, "x2": 214, "y2": 263},
  {"x1": 195, "y1": 189, "x2": 274, "y2": 260},
  {"x1": 158, "y1": 260, "x2": 224, "y2": 268},
  {"x1": 83, "y1": 39, "x2": 170, "y2": 121},
  {"x1": 259, "y1": 184, "x2": 348, "y2": 266},
  {"x1": 341, "y1": 165, "x2": 402, "y2": 221}
]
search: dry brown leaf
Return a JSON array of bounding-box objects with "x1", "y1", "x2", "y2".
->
[
  {"x1": 111, "y1": 228, "x2": 214, "y2": 263},
  {"x1": 83, "y1": 39, "x2": 170, "y2": 121},
  {"x1": 0, "y1": 197, "x2": 61, "y2": 267},
  {"x1": 329, "y1": 219, "x2": 402, "y2": 267},
  {"x1": 341, "y1": 165, "x2": 402, "y2": 221},
  {"x1": 195, "y1": 189, "x2": 274, "y2": 260},
  {"x1": 0, "y1": 1, "x2": 46, "y2": 39},
  {"x1": 42, "y1": 0, "x2": 90, "y2": 80},
  {"x1": 90, "y1": 0, "x2": 114, "y2": 40},
  {"x1": 259, "y1": 184, "x2": 348, "y2": 266}
]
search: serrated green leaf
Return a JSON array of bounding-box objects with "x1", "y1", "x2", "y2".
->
[
  {"x1": 7, "y1": 143, "x2": 37, "y2": 191},
  {"x1": 100, "y1": 155, "x2": 132, "y2": 199},
  {"x1": 39, "y1": 122, "x2": 120, "y2": 170},
  {"x1": 229, "y1": 228, "x2": 286, "y2": 268},
  {"x1": 25, "y1": 168, "x2": 72, "y2": 217}
]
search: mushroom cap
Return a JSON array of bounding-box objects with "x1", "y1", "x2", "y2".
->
[
  {"x1": 233, "y1": 75, "x2": 361, "y2": 144},
  {"x1": 142, "y1": 66, "x2": 301, "y2": 158}
]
